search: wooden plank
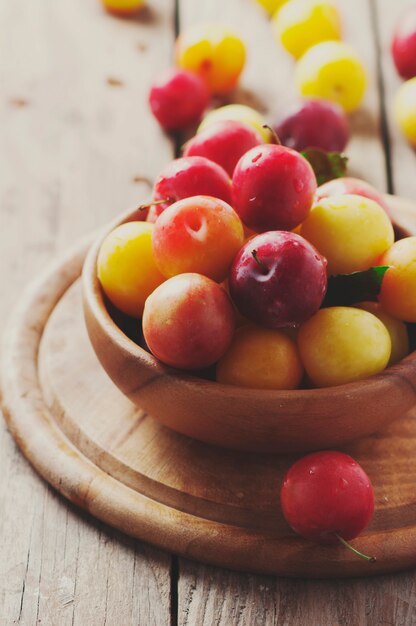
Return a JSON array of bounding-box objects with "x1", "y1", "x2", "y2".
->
[
  {"x1": 178, "y1": 0, "x2": 387, "y2": 188},
  {"x1": 0, "y1": 0, "x2": 174, "y2": 624},
  {"x1": 176, "y1": 0, "x2": 413, "y2": 623},
  {"x1": 340, "y1": 0, "x2": 387, "y2": 191},
  {"x1": 372, "y1": 0, "x2": 416, "y2": 199},
  {"x1": 178, "y1": 562, "x2": 416, "y2": 626}
]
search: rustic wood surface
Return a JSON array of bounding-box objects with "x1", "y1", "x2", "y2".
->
[{"x1": 1, "y1": 0, "x2": 416, "y2": 624}]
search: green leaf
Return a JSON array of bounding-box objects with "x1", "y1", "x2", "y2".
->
[
  {"x1": 301, "y1": 148, "x2": 348, "y2": 185},
  {"x1": 323, "y1": 266, "x2": 389, "y2": 308}
]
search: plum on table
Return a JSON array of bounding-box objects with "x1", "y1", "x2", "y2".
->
[
  {"x1": 149, "y1": 69, "x2": 209, "y2": 132},
  {"x1": 394, "y1": 77, "x2": 416, "y2": 147},
  {"x1": 101, "y1": 0, "x2": 145, "y2": 16},
  {"x1": 272, "y1": 0, "x2": 341, "y2": 60},
  {"x1": 175, "y1": 24, "x2": 246, "y2": 95},
  {"x1": 391, "y1": 6, "x2": 416, "y2": 80},
  {"x1": 295, "y1": 41, "x2": 367, "y2": 113}
]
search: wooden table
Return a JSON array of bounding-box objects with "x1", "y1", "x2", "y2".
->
[{"x1": 1, "y1": 0, "x2": 416, "y2": 624}]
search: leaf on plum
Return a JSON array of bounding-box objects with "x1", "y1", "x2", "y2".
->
[
  {"x1": 301, "y1": 148, "x2": 348, "y2": 185},
  {"x1": 323, "y1": 266, "x2": 389, "y2": 308}
]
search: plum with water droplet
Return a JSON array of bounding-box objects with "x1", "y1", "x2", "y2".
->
[
  {"x1": 228, "y1": 231, "x2": 327, "y2": 328},
  {"x1": 280, "y1": 451, "x2": 375, "y2": 558},
  {"x1": 231, "y1": 144, "x2": 317, "y2": 232}
]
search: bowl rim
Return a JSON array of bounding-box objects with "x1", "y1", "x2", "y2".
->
[{"x1": 82, "y1": 201, "x2": 416, "y2": 402}]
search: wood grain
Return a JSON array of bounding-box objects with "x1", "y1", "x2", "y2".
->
[
  {"x1": 178, "y1": 563, "x2": 416, "y2": 626},
  {"x1": 0, "y1": 0, "x2": 174, "y2": 623}
]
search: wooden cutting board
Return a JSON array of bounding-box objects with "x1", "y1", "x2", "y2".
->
[{"x1": 2, "y1": 196, "x2": 416, "y2": 579}]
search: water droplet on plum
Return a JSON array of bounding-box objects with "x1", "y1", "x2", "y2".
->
[{"x1": 293, "y1": 179, "x2": 304, "y2": 193}]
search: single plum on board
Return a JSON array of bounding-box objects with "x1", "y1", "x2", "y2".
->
[{"x1": 281, "y1": 451, "x2": 375, "y2": 544}]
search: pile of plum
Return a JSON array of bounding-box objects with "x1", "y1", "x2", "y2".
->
[{"x1": 98, "y1": 113, "x2": 413, "y2": 392}]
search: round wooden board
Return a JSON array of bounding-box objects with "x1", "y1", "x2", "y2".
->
[{"x1": 3, "y1": 197, "x2": 416, "y2": 579}]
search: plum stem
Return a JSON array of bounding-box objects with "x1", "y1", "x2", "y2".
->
[
  {"x1": 335, "y1": 534, "x2": 376, "y2": 562},
  {"x1": 137, "y1": 198, "x2": 172, "y2": 211},
  {"x1": 263, "y1": 124, "x2": 282, "y2": 145},
  {"x1": 251, "y1": 249, "x2": 269, "y2": 274}
]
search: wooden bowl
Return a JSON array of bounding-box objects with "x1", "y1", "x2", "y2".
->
[{"x1": 82, "y1": 198, "x2": 416, "y2": 454}]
